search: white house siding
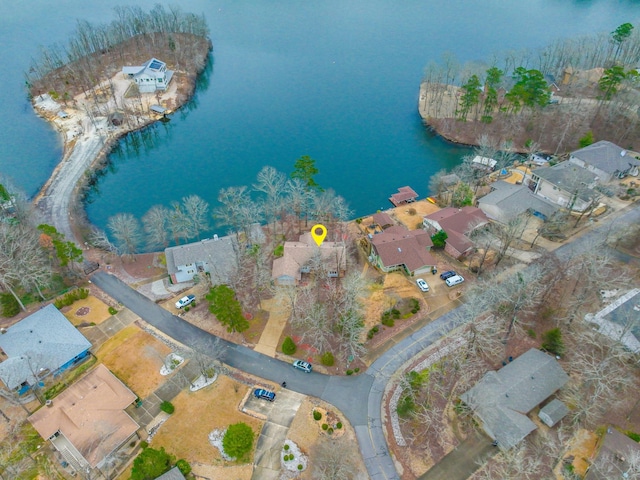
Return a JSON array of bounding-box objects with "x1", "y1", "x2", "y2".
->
[{"x1": 535, "y1": 182, "x2": 589, "y2": 212}]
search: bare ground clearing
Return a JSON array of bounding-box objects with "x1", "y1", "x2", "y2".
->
[{"x1": 95, "y1": 324, "x2": 171, "y2": 398}]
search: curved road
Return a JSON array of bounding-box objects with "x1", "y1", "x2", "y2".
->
[
  {"x1": 91, "y1": 203, "x2": 640, "y2": 480},
  {"x1": 92, "y1": 271, "x2": 466, "y2": 479}
]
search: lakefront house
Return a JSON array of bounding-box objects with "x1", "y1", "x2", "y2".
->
[{"x1": 122, "y1": 58, "x2": 174, "y2": 93}]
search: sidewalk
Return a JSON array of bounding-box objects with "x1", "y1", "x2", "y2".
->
[{"x1": 254, "y1": 297, "x2": 291, "y2": 357}]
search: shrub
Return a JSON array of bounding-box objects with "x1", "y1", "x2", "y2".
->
[
  {"x1": 298, "y1": 464, "x2": 303, "y2": 470},
  {"x1": 579, "y1": 130, "x2": 594, "y2": 148},
  {"x1": 282, "y1": 336, "x2": 297, "y2": 355},
  {"x1": 176, "y1": 459, "x2": 191, "y2": 476},
  {"x1": 527, "y1": 328, "x2": 536, "y2": 339},
  {"x1": 131, "y1": 447, "x2": 174, "y2": 480},
  {"x1": 313, "y1": 410, "x2": 322, "y2": 421},
  {"x1": 108, "y1": 306, "x2": 118, "y2": 315},
  {"x1": 392, "y1": 308, "x2": 401, "y2": 319},
  {"x1": 327, "y1": 428, "x2": 334, "y2": 434},
  {"x1": 372, "y1": 325, "x2": 379, "y2": 333},
  {"x1": 431, "y1": 230, "x2": 448, "y2": 249},
  {"x1": 626, "y1": 431, "x2": 640, "y2": 442},
  {"x1": 0, "y1": 293, "x2": 20, "y2": 317},
  {"x1": 205, "y1": 367, "x2": 216, "y2": 378},
  {"x1": 542, "y1": 328, "x2": 564, "y2": 355},
  {"x1": 184, "y1": 306, "x2": 190, "y2": 312},
  {"x1": 346, "y1": 370, "x2": 353, "y2": 376},
  {"x1": 322, "y1": 424, "x2": 328, "y2": 431},
  {"x1": 223, "y1": 423, "x2": 255, "y2": 461},
  {"x1": 140, "y1": 441, "x2": 149, "y2": 449},
  {"x1": 336, "y1": 422, "x2": 342, "y2": 429},
  {"x1": 78, "y1": 288, "x2": 89, "y2": 299},
  {"x1": 160, "y1": 401, "x2": 175, "y2": 414},
  {"x1": 273, "y1": 245, "x2": 284, "y2": 257},
  {"x1": 284, "y1": 444, "x2": 290, "y2": 451},
  {"x1": 355, "y1": 218, "x2": 362, "y2": 224},
  {"x1": 381, "y1": 316, "x2": 395, "y2": 327},
  {"x1": 321, "y1": 352, "x2": 335, "y2": 366},
  {"x1": 396, "y1": 394, "x2": 415, "y2": 418},
  {"x1": 354, "y1": 368, "x2": 359, "y2": 373},
  {"x1": 367, "y1": 330, "x2": 375, "y2": 340}
]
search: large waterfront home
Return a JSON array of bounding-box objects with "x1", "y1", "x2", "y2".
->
[{"x1": 122, "y1": 58, "x2": 174, "y2": 93}]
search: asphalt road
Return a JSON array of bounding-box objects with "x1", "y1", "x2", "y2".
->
[{"x1": 90, "y1": 203, "x2": 640, "y2": 480}]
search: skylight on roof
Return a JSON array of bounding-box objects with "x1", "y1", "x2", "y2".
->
[{"x1": 149, "y1": 60, "x2": 163, "y2": 70}]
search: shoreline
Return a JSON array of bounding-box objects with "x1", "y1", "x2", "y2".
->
[{"x1": 32, "y1": 56, "x2": 209, "y2": 244}]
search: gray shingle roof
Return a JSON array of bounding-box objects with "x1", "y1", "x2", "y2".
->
[
  {"x1": 156, "y1": 467, "x2": 186, "y2": 480},
  {"x1": 478, "y1": 181, "x2": 559, "y2": 221},
  {"x1": 571, "y1": 140, "x2": 640, "y2": 175},
  {"x1": 538, "y1": 399, "x2": 569, "y2": 427},
  {"x1": 0, "y1": 304, "x2": 91, "y2": 390},
  {"x1": 533, "y1": 162, "x2": 599, "y2": 201},
  {"x1": 460, "y1": 349, "x2": 569, "y2": 449}
]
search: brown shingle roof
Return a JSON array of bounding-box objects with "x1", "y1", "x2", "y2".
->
[
  {"x1": 272, "y1": 233, "x2": 346, "y2": 283},
  {"x1": 370, "y1": 225, "x2": 435, "y2": 272},
  {"x1": 29, "y1": 364, "x2": 138, "y2": 468},
  {"x1": 425, "y1": 206, "x2": 488, "y2": 235},
  {"x1": 389, "y1": 186, "x2": 418, "y2": 205},
  {"x1": 372, "y1": 212, "x2": 394, "y2": 228}
]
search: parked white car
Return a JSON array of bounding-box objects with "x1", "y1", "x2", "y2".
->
[
  {"x1": 445, "y1": 275, "x2": 465, "y2": 287},
  {"x1": 175, "y1": 294, "x2": 196, "y2": 309},
  {"x1": 416, "y1": 278, "x2": 430, "y2": 292}
]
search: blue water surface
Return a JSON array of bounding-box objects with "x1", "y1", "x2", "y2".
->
[{"x1": 0, "y1": 0, "x2": 639, "y2": 230}]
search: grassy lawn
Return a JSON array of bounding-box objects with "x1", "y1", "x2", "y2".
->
[
  {"x1": 151, "y1": 375, "x2": 263, "y2": 465},
  {"x1": 95, "y1": 325, "x2": 171, "y2": 398}
]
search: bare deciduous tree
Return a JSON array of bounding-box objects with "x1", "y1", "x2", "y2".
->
[
  {"x1": 142, "y1": 205, "x2": 169, "y2": 250},
  {"x1": 312, "y1": 436, "x2": 359, "y2": 480},
  {"x1": 107, "y1": 213, "x2": 143, "y2": 258},
  {"x1": 182, "y1": 194, "x2": 210, "y2": 240}
]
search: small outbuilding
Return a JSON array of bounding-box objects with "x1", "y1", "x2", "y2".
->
[{"x1": 538, "y1": 399, "x2": 569, "y2": 427}]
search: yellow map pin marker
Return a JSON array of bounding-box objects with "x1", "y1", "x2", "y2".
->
[{"x1": 310, "y1": 224, "x2": 327, "y2": 246}]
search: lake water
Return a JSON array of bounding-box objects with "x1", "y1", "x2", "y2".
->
[{"x1": 1, "y1": 0, "x2": 639, "y2": 232}]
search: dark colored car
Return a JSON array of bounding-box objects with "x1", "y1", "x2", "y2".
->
[
  {"x1": 253, "y1": 388, "x2": 276, "y2": 401},
  {"x1": 440, "y1": 270, "x2": 456, "y2": 281}
]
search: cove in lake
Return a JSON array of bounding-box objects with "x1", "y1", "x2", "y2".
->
[{"x1": 1, "y1": 1, "x2": 639, "y2": 233}]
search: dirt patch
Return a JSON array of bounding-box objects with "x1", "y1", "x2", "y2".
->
[
  {"x1": 62, "y1": 295, "x2": 112, "y2": 326},
  {"x1": 555, "y1": 429, "x2": 598, "y2": 478},
  {"x1": 95, "y1": 325, "x2": 171, "y2": 398},
  {"x1": 151, "y1": 375, "x2": 263, "y2": 477}
]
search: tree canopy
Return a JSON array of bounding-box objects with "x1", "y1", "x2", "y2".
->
[
  {"x1": 131, "y1": 446, "x2": 175, "y2": 480},
  {"x1": 222, "y1": 422, "x2": 254, "y2": 461},
  {"x1": 291, "y1": 155, "x2": 321, "y2": 191},
  {"x1": 206, "y1": 285, "x2": 249, "y2": 333}
]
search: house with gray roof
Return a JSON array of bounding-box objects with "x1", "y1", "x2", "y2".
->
[
  {"x1": 585, "y1": 426, "x2": 640, "y2": 480},
  {"x1": 165, "y1": 224, "x2": 265, "y2": 284},
  {"x1": 122, "y1": 58, "x2": 174, "y2": 93},
  {"x1": 585, "y1": 288, "x2": 640, "y2": 353},
  {"x1": 460, "y1": 348, "x2": 569, "y2": 450},
  {"x1": 569, "y1": 140, "x2": 640, "y2": 183},
  {"x1": 530, "y1": 161, "x2": 600, "y2": 212},
  {"x1": 477, "y1": 181, "x2": 558, "y2": 223},
  {"x1": 0, "y1": 304, "x2": 91, "y2": 393}
]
